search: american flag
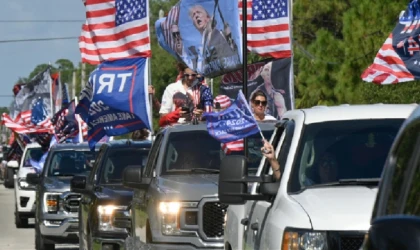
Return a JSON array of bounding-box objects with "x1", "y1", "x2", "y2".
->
[
  {"x1": 221, "y1": 139, "x2": 244, "y2": 154},
  {"x1": 161, "y1": 3, "x2": 180, "y2": 53},
  {"x1": 361, "y1": 34, "x2": 415, "y2": 84},
  {"x1": 79, "y1": 0, "x2": 151, "y2": 65},
  {"x1": 52, "y1": 101, "x2": 88, "y2": 142},
  {"x1": 31, "y1": 97, "x2": 52, "y2": 128},
  {"x1": 2, "y1": 110, "x2": 52, "y2": 134},
  {"x1": 239, "y1": 0, "x2": 292, "y2": 58}
]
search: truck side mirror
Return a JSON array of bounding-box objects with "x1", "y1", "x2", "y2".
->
[
  {"x1": 26, "y1": 173, "x2": 40, "y2": 185},
  {"x1": 123, "y1": 165, "x2": 150, "y2": 190},
  {"x1": 218, "y1": 156, "x2": 248, "y2": 205},
  {"x1": 7, "y1": 160, "x2": 19, "y2": 169},
  {"x1": 71, "y1": 176, "x2": 87, "y2": 193},
  {"x1": 363, "y1": 216, "x2": 420, "y2": 250}
]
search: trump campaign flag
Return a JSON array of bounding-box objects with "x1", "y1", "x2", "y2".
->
[
  {"x1": 361, "y1": 1, "x2": 420, "y2": 84},
  {"x1": 79, "y1": 0, "x2": 151, "y2": 64},
  {"x1": 203, "y1": 90, "x2": 259, "y2": 143},
  {"x1": 76, "y1": 57, "x2": 151, "y2": 150},
  {"x1": 156, "y1": 0, "x2": 243, "y2": 78}
]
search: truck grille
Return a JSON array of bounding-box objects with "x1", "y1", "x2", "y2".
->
[
  {"x1": 340, "y1": 235, "x2": 365, "y2": 250},
  {"x1": 113, "y1": 210, "x2": 131, "y2": 229},
  {"x1": 63, "y1": 194, "x2": 81, "y2": 213},
  {"x1": 202, "y1": 202, "x2": 228, "y2": 238}
]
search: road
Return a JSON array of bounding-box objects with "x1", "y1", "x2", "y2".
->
[{"x1": 0, "y1": 181, "x2": 78, "y2": 250}]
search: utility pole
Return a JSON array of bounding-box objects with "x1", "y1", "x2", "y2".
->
[
  {"x1": 72, "y1": 70, "x2": 77, "y2": 100},
  {"x1": 81, "y1": 63, "x2": 86, "y2": 93}
]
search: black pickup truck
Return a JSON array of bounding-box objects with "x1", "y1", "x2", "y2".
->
[{"x1": 71, "y1": 139, "x2": 152, "y2": 250}]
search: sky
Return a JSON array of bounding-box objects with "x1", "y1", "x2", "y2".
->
[{"x1": 0, "y1": 1, "x2": 85, "y2": 107}]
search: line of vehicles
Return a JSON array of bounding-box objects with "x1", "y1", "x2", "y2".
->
[{"x1": 1, "y1": 104, "x2": 419, "y2": 250}]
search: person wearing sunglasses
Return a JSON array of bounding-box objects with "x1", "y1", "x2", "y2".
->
[
  {"x1": 159, "y1": 63, "x2": 213, "y2": 127},
  {"x1": 250, "y1": 90, "x2": 276, "y2": 122}
]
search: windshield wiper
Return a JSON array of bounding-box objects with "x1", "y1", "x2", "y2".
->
[
  {"x1": 305, "y1": 178, "x2": 380, "y2": 189},
  {"x1": 167, "y1": 168, "x2": 220, "y2": 173},
  {"x1": 53, "y1": 174, "x2": 75, "y2": 177},
  {"x1": 190, "y1": 168, "x2": 220, "y2": 173}
]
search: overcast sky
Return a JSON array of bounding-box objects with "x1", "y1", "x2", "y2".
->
[{"x1": 0, "y1": 1, "x2": 85, "y2": 107}]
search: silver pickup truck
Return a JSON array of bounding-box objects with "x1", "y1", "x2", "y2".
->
[
  {"x1": 27, "y1": 143, "x2": 99, "y2": 250},
  {"x1": 123, "y1": 122, "x2": 275, "y2": 250}
]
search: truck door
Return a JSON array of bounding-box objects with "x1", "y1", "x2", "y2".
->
[
  {"x1": 244, "y1": 121, "x2": 295, "y2": 250},
  {"x1": 131, "y1": 133, "x2": 163, "y2": 243},
  {"x1": 80, "y1": 146, "x2": 106, "y2": 244}
]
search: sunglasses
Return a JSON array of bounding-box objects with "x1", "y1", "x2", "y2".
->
[
  {"x1": 253, "y1": 100, "x2": 267, "y2": 106},
  {"x1": 184, "y1": 74, "x2": 197, "y2": 78},
  {"x1": 172, "y1": 31, "x2": 180, "y2": 39}
]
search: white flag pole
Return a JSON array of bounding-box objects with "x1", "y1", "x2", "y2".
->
[{"x1": 74, "y1": 97, "x2": 83, "y2": 143}]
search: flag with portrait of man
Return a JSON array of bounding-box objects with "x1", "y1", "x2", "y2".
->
[{"x1": 156, "y1": 0, "x2": 243, "y2": 78}]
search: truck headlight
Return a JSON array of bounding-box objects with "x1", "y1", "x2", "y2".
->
[
  {"x1": 282, "y1": 228, "x2": 328, "y2": 250},
  {"x1": 97, "y1": 205, "x2": 128, "y2": 233},
  {"x1": 18, "y1": 178, "x2": 36, "y2": 190},
  {"x1": 44, "y1": 193, "x2": 60, "y2": 213},
  {"x1": 159, "y1": 202, "x2": 181, "y2": 235}
]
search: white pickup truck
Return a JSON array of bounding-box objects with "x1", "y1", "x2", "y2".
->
[
  {"x1": 13, "y1": 143, "x2": 43, "y2": 228},
  {"x1": 219, "y1": 104, "x2": 416, "y2": 250}
]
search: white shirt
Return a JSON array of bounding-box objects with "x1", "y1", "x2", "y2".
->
[
  {"x1": 159, "y1": 80, "x2": 193, "y2": 114},
  {"x1": 264, "y1": 115, "x2": 277, "y2": 121}
]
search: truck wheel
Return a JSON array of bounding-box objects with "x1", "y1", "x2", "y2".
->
[
  {"x1": 5, "y1": 168, "x2": 14, "y2": 188},
  {"x1": 35, "y1": 224, "x2": 55, "y2": 250},
  {"x1": 146, "y1": 220, "x2": 153, "y2": 243},
  {"x1": 15, "y1": 206, "x2": 29, "y2": 228}
]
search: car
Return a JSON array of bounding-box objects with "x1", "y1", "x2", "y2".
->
[
  {"x1": 27, "y1": 142, "x2": 100, "y2": 250},
  {"x1": 361, "y1": 105, "x2": 420, "y2": 250},
  {"x1": 13, "y1": 143, "x2": 43, "y2": 228},
  {"x1": 71, "y1": 139, "x2": 152, "y2": 250},
  {"x1": 123, "y1": 122, "x2": 275, "y2": 250},
  {"x1": 218, "y1": 104, "x2": 417, "y2": 250}
]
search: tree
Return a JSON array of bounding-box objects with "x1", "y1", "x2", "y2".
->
[
  {"x1": 292, "y1": 0, "x2": 419, "y2": 107},
  {"x1": 55, "y1": 59, "x2": 75, "y2": 85}
]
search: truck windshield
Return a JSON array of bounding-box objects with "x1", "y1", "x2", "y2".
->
[
  {"x1": 288, "y1": 119, "x2": 405, "y2": 193},
  {"x1": 161, "y1": 129, "x2": 274, "y2": 175},
  {"x1": 23, "y1": 148, "x2": 44, "y2": 167},
  {"x1": 47, "y1": 150, "x2": 96, "y2": 177},
  {"x1": 100, "y1": 149, "x2": 149, "y2": 184}
]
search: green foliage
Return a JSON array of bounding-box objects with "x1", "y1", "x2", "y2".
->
[
  {"x1": 0, "y1": 107, "x2": 9, "y2": 115},
  {"x1": 293, "y1": 0, "x2": 420, "y2": 107}
]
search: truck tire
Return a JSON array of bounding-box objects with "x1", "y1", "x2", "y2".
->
[
  {"x1": 4, "y1": 168, "x2": 14, "y2": 188},
  {"x1": 15, "y1": 206, "x2": 29, "y2": 228},
  {"x1": 35, "y1": 224, "x2": 55, "y2": 250}
]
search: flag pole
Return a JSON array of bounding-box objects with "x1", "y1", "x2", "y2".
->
[
  {"x1": 74, "y1": 97, "x2": 83, "y2": 143},
  {"x1": 242, "y1": 0, "x2": 248, "y2": 159},
  {"x1": 48, "y1": 62, "x2": 54, "y2": 118}
]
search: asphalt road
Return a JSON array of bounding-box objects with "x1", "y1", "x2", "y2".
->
[{"x1": 0, "y1": 181, "x2": 78, "y2": 250}]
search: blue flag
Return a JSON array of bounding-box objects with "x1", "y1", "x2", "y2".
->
[
  {"x1": 203, "y1": 90, "x2": 259, "y2": 143},
  {"x1": 31, "y1": 97, "x2": 48, "y2": 125},
  {"x1": 76, "y1": 57, "x2": 151, "y2": 150},
  {"x1": 155, "y1": 0, "x2": 243, "y2": 78}
]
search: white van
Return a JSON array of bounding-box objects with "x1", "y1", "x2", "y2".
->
[{"x1": 219, "y1": 104, "x2": 416, "y2": 250}]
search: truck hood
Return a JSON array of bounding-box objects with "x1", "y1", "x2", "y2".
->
[
  {"x1": 290, "y1": 186, "x2": 378, "y2": 231},
  {"x1": 43, "y1": 176, "x2": 72, "y2": 191},
  {"x1": 156, "y1": 175, "x2": 219, "y2": 200},
  {"x1": 18, "y1": 167, "x2": 37, "y2": 178},
  {"x1": 95, "y1": 185, "x2": 133, "y2": 205}
]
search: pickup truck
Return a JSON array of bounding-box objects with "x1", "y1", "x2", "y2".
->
[
  {"x1": 14, "y1": 143, "x2": 43, "y2": 228},
  {"x1": 27, "y1": 142, "x2": 99, "y2": 250},
  {"x1": 123, "y1": 122, "x2": 275, "y2": 250},
  {"x1": 219, "y1": 104, "x2": 417, "y2": 250},
  {"x1": 71, "y1": 139, "x2": 152, "y2": 250}
]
